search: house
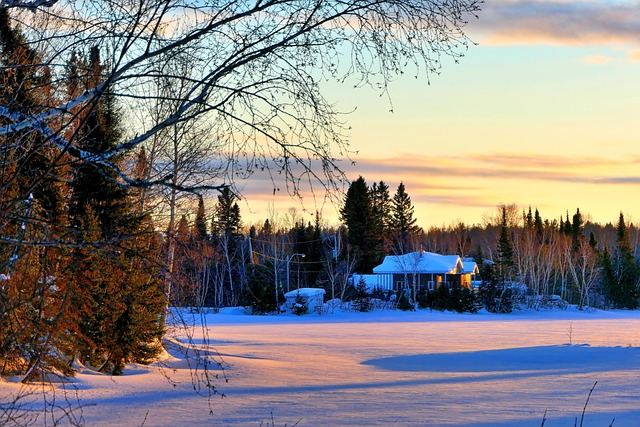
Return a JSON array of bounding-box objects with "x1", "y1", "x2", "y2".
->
[{"x1": 371, "y1": 251, "x2": 479, "y2": 292}]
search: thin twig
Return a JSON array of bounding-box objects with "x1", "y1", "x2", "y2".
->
[{"x1": 579, "y1": 381, "x2": 598, "y2": 427}]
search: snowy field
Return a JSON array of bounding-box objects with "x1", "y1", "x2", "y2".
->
[{"x1": 3, "y1": 308, "x2": 640, "y2": 426}]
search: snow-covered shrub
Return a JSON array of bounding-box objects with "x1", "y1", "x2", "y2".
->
[
  {"x1": 395, "y1": 288, "x2": 414, "y2": 311},
  {"x1": 291, "y1": 292, "x2": 308, "y2": 316},
  {"x1": 352, "y1": 277, "x2": 373, "y2": 312}
]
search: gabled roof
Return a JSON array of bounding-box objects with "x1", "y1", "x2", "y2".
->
[
  {"x1": 372, "y1": 251, "x2": 464, "y2": 275},
  {"x1": 462, "y1": 262, "x2": 479, "y2": 275}
]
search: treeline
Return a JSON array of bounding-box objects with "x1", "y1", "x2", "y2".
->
[{"x1": 171, "y1": 176, "x2": 640, "y2": 314}]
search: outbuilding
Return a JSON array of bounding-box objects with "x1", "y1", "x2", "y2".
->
[{"x1": 284, "y1": 288, "x2": 326, "y2": 313}]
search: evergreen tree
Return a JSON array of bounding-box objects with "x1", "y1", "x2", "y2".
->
[
  {"x1": 370, "y1": 181, "x2": 392, "y2": 252},
  {"x1": 211, "y1": 187, "x2": 244, "y2": 305},
  {"x1": 496, "y1": 206, "x2": 514, "y2": 282},
  {"x1": 0, "y1": 10, "x2": 70, "y2": 379},
  {"x1": 212, "y1": 187, "x2": 242, "y2": 242},
  {"x1": 563, "y1": 211, "x2": 572, "y2": 235},
  {"x1": 390, "y1": 182, "x2": 420, "y2": 252},
  {"x1": 66, "y1": 47, "x2": 165, "y2": 375},
  {"x1": 340, "y1": 176, "x2": 374, "y2": 272},
  {"x1": 352, "y1": 277, "x2": 373, "y2": 312},
  {"x1": 534, "y1": 208, "x2": 544, "y2": 243},
  {"x1": 195, "y1": 197, "x2": 208, "y2": 239},
  {"x1": 525, "y1": 206, "x2": 533, "y2": 228},
  {"x1": 602, "y1": 213, "x2": 640, "y2": 309},
  {"x1": 571, "y1": 208, "x2": 583, "y2": 252}
]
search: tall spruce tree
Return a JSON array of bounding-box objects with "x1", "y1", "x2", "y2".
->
[
  {"x1": 390, "y1": 182, "x2": 420, "y2": 252},
  {"x1": 195, "y1": 197, "x2": 208, "y2": 239},
  {"x1": 534, "y1": 208, "x2": 544, "y2": 243},
  {"x1": 370, "y1": 181, "x2": 392, "y2": 261},
  {"x1": 497, "y1": 205, "x2": 514, "y2": 282},
  {"x1": 340, "y1": 176, "x2": 374, "y2": 272},
  {"x1": 571, "y1": 208, "x2": 584, "y2": 252},
  {"x1": 211, "y1": 187, "x2": 244, "y2": 305}
]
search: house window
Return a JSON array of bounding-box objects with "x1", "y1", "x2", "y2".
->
[
  {"x1": 395, "y1": 281, "x2": 406, "y2": 290},
  {"x1": 427, "y1": 281, "x2": 435, "y2": 291}
]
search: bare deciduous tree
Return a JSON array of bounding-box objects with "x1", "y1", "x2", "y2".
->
[{"x1": 2, "y1": 0, "x2": 480, "y2": 204}]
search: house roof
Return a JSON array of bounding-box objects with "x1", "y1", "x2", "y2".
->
[
  {"x1": 372, "y1": 251, "x2": 465, "y2": 275},
  {"x1": 462, "y1": 262, "x2": 479, "y2": 275}
]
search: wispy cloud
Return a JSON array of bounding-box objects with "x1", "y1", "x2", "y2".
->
[
  {"x1": 582, "y1": 54, "x2": 613, "y2": 64},
  {"x1": 472, "y1": 0, "x2": 640, "y2": 47},
  {"x1": 233, "y1": 152, "x2": 640, "y2": 225},
  {"x1": 343, "y1": 152, "x2": 639, "y2": 187}
]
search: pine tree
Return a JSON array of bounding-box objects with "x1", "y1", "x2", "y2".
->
[
  {"x1": 571, "y1": 208, "x2": 583, "y2": 252},
  {"x1": 369, "y1": 181, "x2": 392, "y2": 263},
  {"x1": 0, "y1": 10, "x2": 70, "y2": 380},
  {"x1": 525, "y1": 206, "x2": 533, "y2": 228},
  {"x1": 340, "y1": 176, "x2": 373, "y2": 272},
  {"x1": 496, "y1": 206, "x2": 514, "y2": 282},
  {"x1": 65, "y1": 47, "x2": 165, "y2": 375},
  {"x1": 211, "y1": 187, "x2": 243, "y2": 305},
  {"x1": 390, "y1": 182, "x2": 420, "y2": 252},
  {"x1": 212, "y1": 188, "x2": 242, "y2": 241},
  {"x1": 534, "y1": 208, "x2": 544, "y2": 243},
  {"x1": 195, "y1": 197, "x2": 208, "y2": 239}
]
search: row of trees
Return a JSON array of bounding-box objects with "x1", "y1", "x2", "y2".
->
[
  {"x1": 340, "y1": 177, "x2": 421, "y2": 272},
  {"x1": 452, "y1": 205, "x2": 639, "y2": 311},
  {"x1": 167, "y1": 182, "x2": 640, "y2": 315}
]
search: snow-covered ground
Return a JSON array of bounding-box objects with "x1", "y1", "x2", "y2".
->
[{"x1": 3, "y1": 307, "x2": 640, "y2": 426}]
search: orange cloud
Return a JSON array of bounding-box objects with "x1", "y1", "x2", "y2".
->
[{"x1": 230, "y1": 151, "x2": 640, "y2": 227}]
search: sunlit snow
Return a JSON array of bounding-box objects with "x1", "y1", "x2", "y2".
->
[{"x1": 3, "y1": 308, "x2": 640, "y2": 426}]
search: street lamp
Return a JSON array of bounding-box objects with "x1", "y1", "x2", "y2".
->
[{"x1": 286, "y1": 253, "x2": 305, "y2": 293}]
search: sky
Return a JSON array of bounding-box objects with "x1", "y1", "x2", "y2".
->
[{"x1": 239, "y1": 0, "x2": 640, "y2": 229}]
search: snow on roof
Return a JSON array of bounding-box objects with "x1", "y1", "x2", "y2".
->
[
  {"x1": 372, "y1": 251, "x2": 464, "y2": 275},
  {"x1": 284, "y1": 287, "x2": 326, "y2": 298},
  {"x1": 462, "y1": 261, "x2": 479, "y2": 275}
]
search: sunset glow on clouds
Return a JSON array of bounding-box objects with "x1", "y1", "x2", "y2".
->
[{"x1": 239, "y1": 0, "x2": 640, "y2": 228}]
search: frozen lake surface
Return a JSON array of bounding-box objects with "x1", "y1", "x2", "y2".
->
[{"x1": 4, "y1": 308, "x2": 640, "y2": 426}]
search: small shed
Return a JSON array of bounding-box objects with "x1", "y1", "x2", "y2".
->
[{"x1": 284, "y1": 288, "x2": 326, "y2": 313}]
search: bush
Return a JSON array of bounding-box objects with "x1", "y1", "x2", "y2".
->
[
  {"x1": 450, "y1": 287, "x2": 481, "y2": 313},
  {"x1": 395, "y1": 288, "x2": 414, "y2": 311},
  {"x1": 352, "y1": 278, "x2": 373, "y2": 312},
  {"x1": 479, "y1": 279, "x2": 514, "y2": 313},
  {"x1": 291, "y1": 292, "x2": 308, "y2": 316},
  {"x1": 241, "y1": 264, "x2": 279, "y2": 314},
  {"x1": 417, "y1": 286, "x2": 479, "y2": 313}
]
